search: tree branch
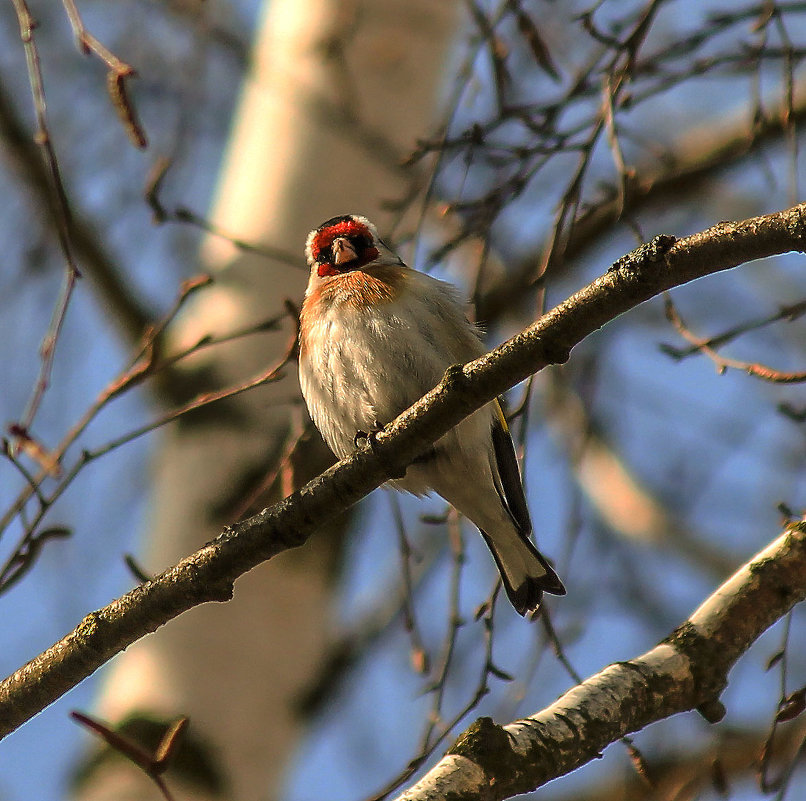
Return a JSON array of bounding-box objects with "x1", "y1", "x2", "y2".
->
[
  {"x1": 1, "y1": 203, "x2": 805, "y2": 740},
  {"x1": 546, "y1": 719, "x2": 806, "y2": 801},
  {"x1": 393, "y1": 521, "x2": 806, "y2": 801},
  {"x1": 477, "y1": 96, "x2": 806, "y2": 321}
]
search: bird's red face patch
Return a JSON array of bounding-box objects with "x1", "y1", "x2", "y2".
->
[{"x1": 310, "y1": 219, "x2": 380, "y2": 277}]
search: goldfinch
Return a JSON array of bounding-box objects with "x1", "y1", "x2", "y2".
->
[{"x1": 298, "y1": 214, "x2": 565, "y2": 615}]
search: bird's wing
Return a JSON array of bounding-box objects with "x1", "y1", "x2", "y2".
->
[{"x1": 490, "y1": 399, "x2": 533, "y2": 537}]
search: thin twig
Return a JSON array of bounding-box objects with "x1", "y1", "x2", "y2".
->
[
  {"x1": 60, "y1": 0, "x2": 147, "y2": 147},
  {"x1": 71, "y1": 711, "x2": 188, "y2": 801},
  {"x1": 10, "y1": 0, "x2": 82, "y2": 432},
  {"x1": 664, "y1": 296, "x2": 806, "y2": 383},
  {"x1": 144, "y1": 160, "x2": 305, "y2": 269},
  {"x1": 661, "y1": 298, "x2": 806, "y2": 360},
  {"x1": 390, "y1": 495, "x2": 430, "y2": 674}
]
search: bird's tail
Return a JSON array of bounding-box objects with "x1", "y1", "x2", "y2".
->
[{"x1": 480, "y1": 529, "x2": 566, "y2": 616}]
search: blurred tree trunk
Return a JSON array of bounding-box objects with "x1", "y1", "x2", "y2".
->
[{"x1": 73, "y1": 1, "x2": 460, "y2": 799}]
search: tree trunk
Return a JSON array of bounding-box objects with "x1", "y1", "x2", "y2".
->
[{"x1": 73, "y1": 1, "x2": 460, "y2": 799}]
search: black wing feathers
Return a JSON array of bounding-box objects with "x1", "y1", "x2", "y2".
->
[{"x1": 490, "y1": 402, "x2": 532, "y2": 537}]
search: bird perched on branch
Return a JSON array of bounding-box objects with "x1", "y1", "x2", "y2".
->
[{"x1": 298, "y1": 214, "x2": 565, "y2": 616}]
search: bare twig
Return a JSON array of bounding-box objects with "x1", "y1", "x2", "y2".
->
[
  {"x1": 71, "y1": 711, "x2": 188, "y2": 801},
  {"x1": 664, "y1": 296, "x2": 806, "y2": 383},
  {"x1": 0, "y1": 280, "x2": 295, "y2": 593},
  {"x1": 144, "y1": 158, "x2": 305, "y2": 269},
  {"x1": 405, "y1": 3, "x2": 806, "y2": 325},
  {"x1": 390, "y1": 496, "x2": 430, "y2": 675},
  {"x1": 661, "y1": 298, "x2": 806, "y2": 359},
  {"x1": 0, "y1": 526, "x2": 72, "y2": 595},
  {"x1": 60, "y1": 0, "x2": 147, "y2": 148},
  {"x1": 0, "y1": 276, "x2": 214, "y2": 547},
  {"x1": 10, "y1": 0, "x2": 82, "y2": 432}
]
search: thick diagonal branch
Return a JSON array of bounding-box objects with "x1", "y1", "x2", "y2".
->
[{"x1": 0, "y1": 203, "x2": 804, "y2": 740}]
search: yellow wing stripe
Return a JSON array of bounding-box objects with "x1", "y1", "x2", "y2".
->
[{"x1": 494, "y1": 398, "x2": 510, "y2": 433}]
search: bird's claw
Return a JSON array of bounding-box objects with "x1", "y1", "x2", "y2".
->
[
  {"x1": 353, "y1": 424, "x2": 407, "y2": 480},
  {"x1": 354, "y1": 420, "x2": 384, "y2": 450}
]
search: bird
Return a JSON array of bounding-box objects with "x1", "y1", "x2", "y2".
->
[{"x1": 298, "y1": 214, "x2": 566, "y2": 616}]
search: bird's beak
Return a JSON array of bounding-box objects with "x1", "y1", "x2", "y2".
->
[{"x1": 332, "y1": 237, "x2": 358, "y2": 266}]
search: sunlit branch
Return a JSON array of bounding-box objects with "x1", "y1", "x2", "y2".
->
[{"x1": 394, "y1": 521, "x2": 806, "y2": 801}]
